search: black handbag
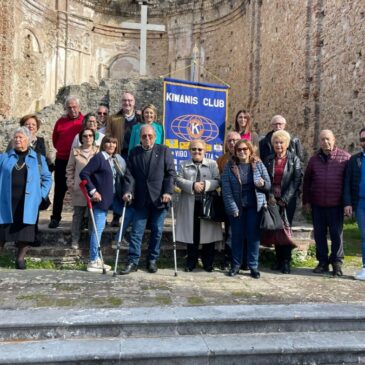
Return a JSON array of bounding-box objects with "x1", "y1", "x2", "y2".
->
[
  {"x1": 200, "y1": 191, "x2": 225, "y2": 222},
  {"x1": 260, "y1": 203, "x2": 283, "y2": 231}
]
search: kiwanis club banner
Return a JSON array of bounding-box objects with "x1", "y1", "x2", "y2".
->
[{"x1": 163, "y1": 78, "x2": 228, "y2": 168}]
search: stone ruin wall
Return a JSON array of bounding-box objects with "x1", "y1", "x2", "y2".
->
[{"x1": 1, "y1": 0, "x2": 365, "y2": 157}]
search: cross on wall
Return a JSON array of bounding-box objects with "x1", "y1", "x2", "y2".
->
[{"x1": 121, "y1": 4, "x2": 166, "y2": 76}]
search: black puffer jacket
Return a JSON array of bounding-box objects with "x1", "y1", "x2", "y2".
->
[{"x1": 343, "y1": 152, "x2": 363, "y2": 210}]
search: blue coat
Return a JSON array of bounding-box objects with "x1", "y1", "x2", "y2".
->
[
  {"x1": 0, "y1": 149, "x2": 52, "y2": 224},
  {"x1": 79, "y1": 152, "x2": 126, "y2": 211},
  {"x1": 222, "y1": 160, "x2": 271, "y2": 215}
]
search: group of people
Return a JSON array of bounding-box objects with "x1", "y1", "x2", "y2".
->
[{"x1": 0, "y1": 92, "x2": 364, "y2": 282}]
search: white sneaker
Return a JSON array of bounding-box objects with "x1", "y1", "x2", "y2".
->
[
  {"x1": 87, "y1": 259, "x2": 111, "y2": 273},
  {"x1": 354, "y1": 268, "x2": 365, "y2": 281}
]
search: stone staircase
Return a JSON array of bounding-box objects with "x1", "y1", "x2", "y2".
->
[{"x1": 0, "y1": 303, "x2": 364, "y2": 364}]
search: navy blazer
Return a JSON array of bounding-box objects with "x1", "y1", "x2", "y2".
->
[
  {"x1": 79, "y1": 152, "x2": 114, "y2": 211},
  {"x1": 124, "y1": 144, "x2": 176, "y2": 209}
]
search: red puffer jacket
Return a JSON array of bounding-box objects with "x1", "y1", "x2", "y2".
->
[{"x1": 303, "y1": 147, "x2": 350, "y2": 207}]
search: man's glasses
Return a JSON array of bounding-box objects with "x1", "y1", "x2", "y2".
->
[
  {"x1": 237, "y1": 147, "x2": 249, "y2": 152},
  {"x1": 360, "y1": 138, "x2": 365, "y2": 142},
  {"x1": 141, "y1": 134, "x2": 154, "y2": 139},
  {"x1": 228, "y1": 139, "x2": 240, "y2": 143},
  {"x1": 191, "y1": 148, "x2": 203, "y2": 152},
  {"x1": 98, "y1": 112, "x2": 107, "y2": 115}
]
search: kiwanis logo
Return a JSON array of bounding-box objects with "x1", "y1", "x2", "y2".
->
[{"x1": 170, "y1": 114, "x2": 219, "y2": 142}]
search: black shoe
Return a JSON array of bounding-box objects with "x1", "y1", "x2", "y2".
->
[
  {"x1": 15, "y1": 259, "x2": 26, "y2": 270},
  {"x1": 313, "y1": 263, "x2": 329, "y2": 274},
  {"x1": 203, "y1": 265, "x2": 213, "y2": 272},
  {"x1": 48, "y1": 219, "x2": 59, "y2": 229},
  {"x1": 119, "y1": 262, "x2": 138, "y2": 275},
  {"x1": 281, "y1": 261, "x2": 291, "y2": 274},
  {"x1": 332, "y1": 262, "x2": 343, "y2": 277},
  {"x1": 185, "y1": 266, "x2": 194, "y2": 272},
  {"x1": 228, "y1": 266, "x2": 240, "y2": 277},
  {"x1": 250, "y1": 269, "x2": 260, "y2": 279},
  {"x1": 147, "y1": 261, "x2": 158, "y2": 273},
  {"x1": 240, "y1": 263, "x2": 249, "y2": 271}
]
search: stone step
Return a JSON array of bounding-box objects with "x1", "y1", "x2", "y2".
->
[{"x1": 0, "y1": 304, "x2": 364, "y2": 341}]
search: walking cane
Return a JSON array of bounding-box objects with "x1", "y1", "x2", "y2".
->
[
  {"x1": 79, "y1": 180, "x2": 107, "y2": 275},
  {"x1": 113, "y1": 201, "x2": 127, "y2": 277},
  {"x1": 171, "y1": 202, "x2": 178, "y2": 277}
]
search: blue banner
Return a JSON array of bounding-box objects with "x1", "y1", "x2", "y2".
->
[{"x1": 163, "y1": 78, "x2": 228, "y2": 168}]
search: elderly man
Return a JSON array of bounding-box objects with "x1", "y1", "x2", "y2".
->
[
  {"x1": 49, "y1": 96, "x2": 83, "y2": 228},
  {"x1": 259, "y1": 115, "x2": 303, "y2": 163},
  {"x1": 120, "y1": 125, "x2": 176, "y2": 275},
  {"x1": 106, "y1": 92, "x2": 141, "y2": 158},
  {"x1": 303, "y1": 130, "x2": 350, "y2": 276},
  {"x1": 344, "y1": 127, "x2": 365, "y2": 280},
  {"x1": 106, "y1": 92, "x2": 142, "y2": 226},
  {"x1": 96, "y1": 105, "x2": 109, "y2": 134}
]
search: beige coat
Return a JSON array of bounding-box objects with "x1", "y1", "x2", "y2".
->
[
  {"x1": 66, "y1": 146, "x2": 99, "y2": 206},
  {"x1": 175, "y1": 158, "x2": 223, "y2": 244}
]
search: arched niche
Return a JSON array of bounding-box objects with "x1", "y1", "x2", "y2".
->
[{"x1": 108, "y1": 55, "x2": 142, "y2": 78}]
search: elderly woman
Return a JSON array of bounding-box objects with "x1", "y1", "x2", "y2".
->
[
  {"x1": 66, "y1": 127, "x2": 99, "y2": 249},
  {"x1": 264, "y1": 130, "x2": 302, "y2": 273},
  {"x1": 79, "y1": 136, "x2": 126, "y2": 273},
  {"x1": 0, "y1": 127, "x2": 52, "y2": 269},
  {"x1": 222, "y1": 139, "x2": 271, "y2": 279},
  {"x1": 128, "y1": 104, "x2": 164, "y2": 153},
  {"x1": 71, "y1": 112, "x2": 105, "y2": 148},
  {"x1": 175, "y1": 139, "x2": 223, "y2": 272},
  {"x1": 234, "y1": 110, "x2": 259, "y2": 152}
]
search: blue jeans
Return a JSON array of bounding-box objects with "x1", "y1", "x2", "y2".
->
[
  {"x1": 229, "y1": 207, "x2": 260, "y2": 269},
  {"x1": 89, "y1": 208, "x2": 108, "y2": 262},
  {"x1": 128, "y1": 206, "x2": 168, "y2": 265},
  {"x1": 356, "y1": 206, "x2": 365, "y2": 267},
  {"x1": 114, "y1": 206, "x2": 135, "y2": 242}
]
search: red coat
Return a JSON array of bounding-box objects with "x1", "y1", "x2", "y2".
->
[
  {"x1": 52, "y1": 114, "x2": 84, "y2": 160},
  {"x1": 303, "y1": 147, "x2": 350, "y2": 207}
]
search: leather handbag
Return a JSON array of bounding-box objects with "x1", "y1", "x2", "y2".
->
[
  {"x1": 199, "y1": 191, "x2": 225, "y2": 222},
  {"x1": 260, "y1": 203, "x2": 283, "y2": 231},
  {"x1": 260, "y1": 209, "x2": 297, "y2": 248}
]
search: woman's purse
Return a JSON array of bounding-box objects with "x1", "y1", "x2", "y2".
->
[
  {"x1": 260, "y1": 208, "x2": 297, "y2": 248},
  {"x1": 260, "y1": 203, "x2": 283, "y2": 231},
  {"x1": 200, "y1": 191, "x2": 225, "y2": 222}
]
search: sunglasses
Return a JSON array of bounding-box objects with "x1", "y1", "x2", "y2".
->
[
  {"x1": 360, "y1": 138, "x2": 365, "y2": 142},
  {"x1": 191, "y1": 148, "x2": 203, "y2": 152},
  {"x1": 98, "y1": 112, "x2": 107, "y2": 115},
  {"x1": 237, "y1": 147, "x2": 249, "y2": 152},
  {"x1": 82, "y1": 134, "x2": 93, "y2": 138}
]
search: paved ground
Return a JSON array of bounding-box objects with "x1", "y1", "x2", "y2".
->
[{"x1": 0, "y1": 265, "x2": 364, "y2": 310}]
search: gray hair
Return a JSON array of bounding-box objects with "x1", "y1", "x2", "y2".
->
[
  {"x1": 12, "y1": 126, "x2": 32, "y2": 147},
  {"x1": 64, "y1": 95, "x2": 80, "y2": 108},
  {"x1": 140, "y1": 124, "x2": 156, "y2": 137},
  {"x1": 271, "y1": 115, "x2": 286, "y2": 125}
]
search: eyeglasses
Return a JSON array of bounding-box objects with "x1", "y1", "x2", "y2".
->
[
  {"x1": 82, "y1": 134, "x2": 93, "y2": 138},
  {"x1": 228, "y1": 139, "x2": 240, "y2": 143},
  {"x1": 87, "y1": 120, "x2": 97, "y2": 124},
  {"x1": 141, "y1": 134, "x2": 154, "y2": 139},
  {"x1": 98, "y1": 112, "x2": 107, "y2": 115},
  {"x1": 360, "y1": 138, "x2": 365, "y2": 142},
  {"x1": 237, "y1": 147, "x2": 249, "y2": 152},
  {"x1": 191, "y1": 148, "x2": 203, "y2": 152}
]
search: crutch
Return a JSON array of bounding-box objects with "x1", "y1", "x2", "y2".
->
[
  {"x1": 79, "y1": 180, "x2": 107, "y2": 275},
  {"x1": 113, "y1": 201, "x2": 127, "y2": 277},
  {"x1": 171, "y1": 202, "x2": 178, "y2": 277}
]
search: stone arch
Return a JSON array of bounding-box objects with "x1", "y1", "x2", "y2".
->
[
  {"x1": 22, "y1": 27, "x2": 42, "y2": 55},
  {"x1": 108, "y1": 54, "x2": 142, "y2": 78}
]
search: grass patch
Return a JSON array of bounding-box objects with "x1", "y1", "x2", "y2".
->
[
  {"x1": 155, "y1": 296, "x2": 172, "y2": 305},
  {"x1": 187, "y1": 296, "x2": 205, "y2": 305}
]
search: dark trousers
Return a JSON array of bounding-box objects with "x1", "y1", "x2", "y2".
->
[
  {"x1": 311, "y1": 205, "x2": 344, "y2": 265},
  {"x1": 51, "y1": 159, "x2": 68, "y2": 222},
  {"x1": 186, "y1": 200, "x2": 215, "y2": 269}
]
